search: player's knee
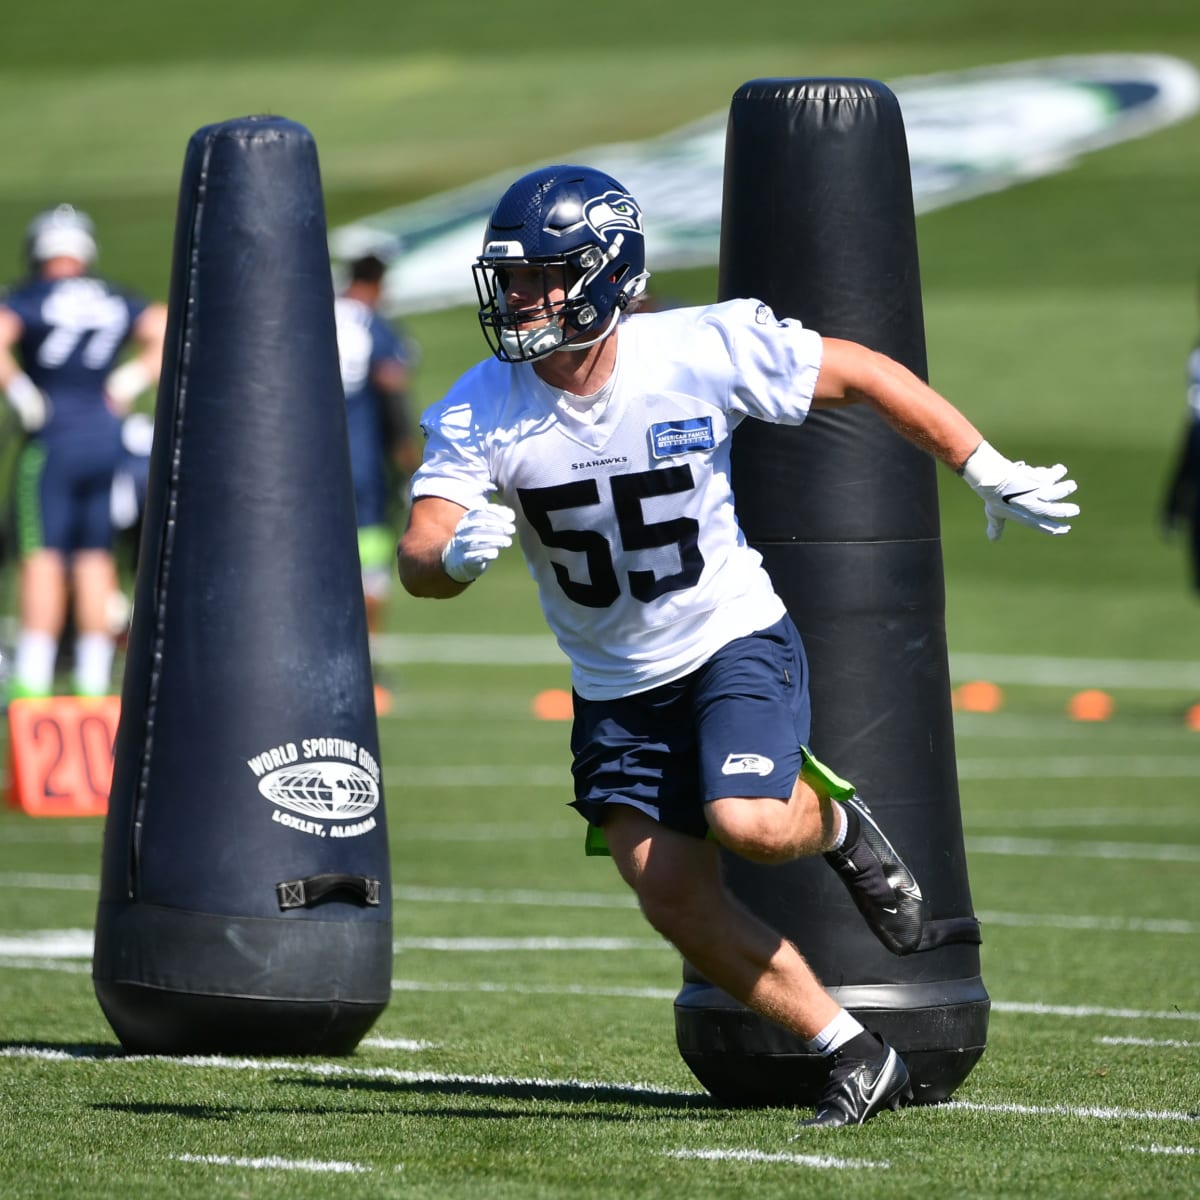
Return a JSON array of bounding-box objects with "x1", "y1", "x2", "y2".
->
[
  {"x1": 706, "y1": 793, "x2": 819, "y2": 863},
  {"x1": 633, "y1": 871, "x2": 713, "y2": 946}
]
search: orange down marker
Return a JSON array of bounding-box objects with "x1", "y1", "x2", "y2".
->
[{"x1": 7, "y1": 696, "x2": 120, "y2": 817}]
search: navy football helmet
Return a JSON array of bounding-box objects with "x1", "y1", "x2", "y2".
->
[
  {"x1": 24, "y1": 204, "x2": 97, "y2": 271},
  {"x1": 473, "y1": 164, "x2": 650, "y2": 363}
]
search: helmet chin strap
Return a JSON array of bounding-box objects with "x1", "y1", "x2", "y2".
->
[{"x1": 556, "y1": 307, "x2": 621, "y2": 353}]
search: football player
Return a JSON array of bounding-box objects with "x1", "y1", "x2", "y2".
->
[
  {"x1": 334, "y1": 249, "x2": 419, "y2": 709},
  {"x1": 1, "y1": 205, "x2": 167, "y2": 699},
  {"x1": 1161, "y1": 279, "x2": 1200, "y2": 592},
  {"x1": 397, "y1": 165, "x2": 1079, "y2": 1127}
]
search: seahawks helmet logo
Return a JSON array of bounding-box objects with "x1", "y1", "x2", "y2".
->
[
  {"x1": 258, "y1": 761, "x2": 380, "y2": 820},
  {"x1": 583, "y1": 190, "x2": 642, "y2": 240}
]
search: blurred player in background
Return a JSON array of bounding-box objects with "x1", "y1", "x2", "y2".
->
[
  {"x1": 334, "y1": 249, "x2": 419, "y2": 709},
  {"x1": 397, "y1": 164, "x2": 1080, "y2": 1129},
  {"x1": 1161, "y1": 276, "x2": 1200, "y2": 593},
  {"x1": 0, "y1": 204, "x2": 166, "y2": 700}
]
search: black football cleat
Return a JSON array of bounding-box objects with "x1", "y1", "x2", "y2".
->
[
  {"x1": 824, "y1": 795, "x2": 928, "y2": 955},
  {"x1": 799, "y1": 1041, "x2": 913, "y2": 1128}
]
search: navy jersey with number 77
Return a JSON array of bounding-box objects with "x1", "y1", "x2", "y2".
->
[{"x1": 4, "y1": 274, "x2": 148, "y2": 436}]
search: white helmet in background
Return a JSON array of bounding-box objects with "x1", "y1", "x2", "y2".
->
[{"x1": 25, "y1": 204, "x2": 98, "y2": 271}]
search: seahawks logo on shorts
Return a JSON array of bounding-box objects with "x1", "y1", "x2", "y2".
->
[{"x1": 721, "y1": 752, "x2": 775, "y2": 777}]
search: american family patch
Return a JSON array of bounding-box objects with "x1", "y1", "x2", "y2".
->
[{"x1": 649, "y1": 417, "x2": 715, "y2": 459}]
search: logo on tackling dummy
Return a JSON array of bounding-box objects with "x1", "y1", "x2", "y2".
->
[
  {"x1": 247, "y1": 736, "x2": 382, "y2": 840},
  {"x1": 721, "y1": 752, "x2": 775, "y2": 777}
]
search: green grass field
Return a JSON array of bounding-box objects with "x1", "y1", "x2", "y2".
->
[{"x1": 2, "y1": 2, "x2": 1200, "y2": 1196}]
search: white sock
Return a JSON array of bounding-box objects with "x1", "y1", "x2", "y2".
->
[
  {"x1": 73, "y1": 633, "x2": 115, "y2": 697},
  {"x1": 13, "y1": 630, "x2": 58, "y2": 695},
  {"x1": 807, "y1": 1008, "x2": 866, "y2": 1056},
  {"x1": 827, "y1": 801, "x2": 849, "y2": 852}
]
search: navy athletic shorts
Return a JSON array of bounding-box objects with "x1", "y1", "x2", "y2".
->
[
  {"x1": 16, "y1": 423, "x2": 123, "y2": 555},
  {"x1": 569, "y1": 615, "x2": 812, "y2": 840}
]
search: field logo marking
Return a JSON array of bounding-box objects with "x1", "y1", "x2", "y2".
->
[{"x1": 331, "y1": 54, "x2": 1200, "y2": 316}]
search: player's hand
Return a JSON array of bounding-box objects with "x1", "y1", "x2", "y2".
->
[
  {"x1": 104, "y1": 359, "x2": 153, "y2": 416},
  {"x1": 441, "y1": 502, "x2": 517, "y2": 582},
  {"x1": 959, "y1": 441, "x2": 1079, "y2": 542},
  {"x1": 5, "y1": 372, "x2": 50, "y2": 433}
]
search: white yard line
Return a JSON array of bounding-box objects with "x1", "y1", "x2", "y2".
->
[
  {"x1": 0, "y1": 872, "x2": 101, "y2": 891},
  {"x1": 389, "y1": 766, "x2": 567, "y2": 787},
  {"x1": 952, "y1": 715, "x2": 1198, "y2": 741},
  {"x1": 372, "y1": 634, "x2": 567, "y2": 665},
  {"x1": 368, "y1": 636, "x2": 1200, "y2": 691},
  {"x1": 975, "y1": 911, "x2": 1195, "y2": 935},
  {"x1": 393, "y1": 884, "x2": 634, "y2": 909},
  {"x1": 666, "y1": 1147, "x2": 890, "y2": 1170},
  {"x1": 0, "y1": 890, "x2": 1193, "y2": 976},
  {"x1": 2, "y1": 1045, "x2": 1194, "y2": 1125},
  {"x1": 390, "y1": 979, "x2": 678, "y2": 1000},
  {"x1": 958, "y1": 756, "x2": 1200, "y2": 780},
  {"x1": 951, "y1": 653, "x2": 1200, "y2": 690},
  {"x1": 942, "y1": 1100, "x2": 1198, "y2": 1122},
  {"x1": 0, "y1": 1045, "x2": 697, "y2": 1098},
  {"x1": 992, "y1": 1001, "x2": 1200, "y2": 1022},
  {"x1": 967, "y1": 806, "x2": 1196, "y2": 829},
  {"x1": 397, "y1": 823, "x2": 576, "y2": 840},
  {"x1": 1098, "y1": 1036, "x2": 1195, "y2": 1048},
  {"x1": 3, "y1": 833, "x2": 1193, "y2": 895},
  {"x1": 0, "y1": 930, "x2": 94, "y2": 957},
  {"x1": 0, "y1": 958, "x2": 90, "y2": 974},
  {"x1": 173, "y1": 1153, "x2": 371, "y2": 1174},
  {"x1": 360, "y1": 1036, "x2": 441, "y2": 1051},
  {"x1": 965, "y1": 835, "x2": 1200, "y2": 862},
  {"x1": 393, "y1": 936, "x2": 668, "y2": 952}
]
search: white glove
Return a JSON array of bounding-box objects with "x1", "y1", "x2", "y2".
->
[
  {"x1": 441, "y1": 502, "x2": 517, "y2": 582},
  {"x1": 6, "y1": 372, "x2": 49, "y2": 433},
  {"x1": 959, "y1": 440, "x2": 1079, "y2": 542},
  {"x1": 104, "y1": 359, "x2": 153, "y2": 416}
]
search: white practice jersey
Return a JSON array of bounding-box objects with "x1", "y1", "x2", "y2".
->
[{"x1": 412, "y1": 298, "x2": 823, "y2": 699}]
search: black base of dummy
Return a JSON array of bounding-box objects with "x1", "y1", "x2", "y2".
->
[
  {"x1": 676, "y1": 976, "x2": 989, "y2": 1107},
  {"x1": 94, "y1": 902, "x2": 391, "y2": 1055}
]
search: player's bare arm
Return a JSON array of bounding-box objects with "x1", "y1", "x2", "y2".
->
[
  {"x1": 813, "y1": 337, "x2": 1079, "y2": 541},
  {"x1": 0, "y1": 305, "x2": 51, "y2": 432},
  {"x1": 811, "y1": 337, "x2": 983, "y2": 468},
  {"x1": 398, "y1": 494, "x2": 518, "y2": 597},
  {"x1": 397, "y1": 496, "x2": 473, "y2": 597},
  {"x1": 371, "y1": 357, "x2": 409, "y2": 395},
  {"x1": 105, "y1": 302, "x2": 168, "y2": 415}
]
